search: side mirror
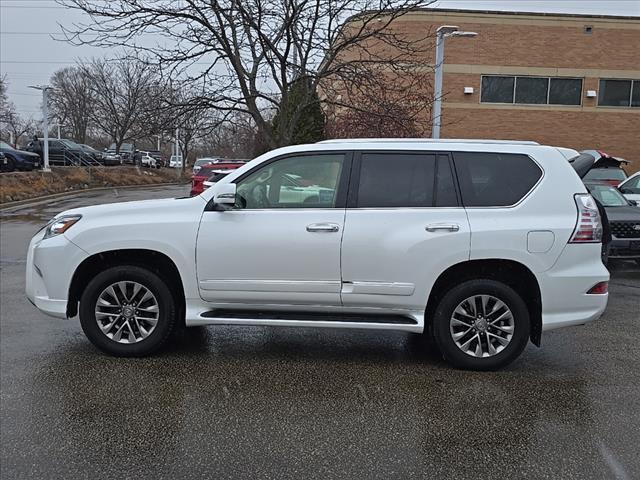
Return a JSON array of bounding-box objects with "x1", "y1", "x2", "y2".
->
[
  {"x1": 629, "y1": 200, "x2": 638, "y2": 206},
  {"x1": 213, "y1": 183, "x2": 236, "y2": 206}
]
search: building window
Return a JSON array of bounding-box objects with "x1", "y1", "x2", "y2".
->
[
  {"x1": 480, "y1": 76, "x2": 515, "y2": 103},
  {"x1": 599, "y1": 79, "x2": 640, "y2": 107},
  {"x1": 481, "y1": 75, "x2": 583, "y2": 106},
  {"x1": 515, "y1": 77, "x2": 548, "y2": 104}
]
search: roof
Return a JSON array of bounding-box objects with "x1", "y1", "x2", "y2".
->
[
  {"x1": 319, "y1": 138, "x2": 540, "y2": 145},
  {"x1": 413, "y1": 8, "x2": 640, "y2": 21}
]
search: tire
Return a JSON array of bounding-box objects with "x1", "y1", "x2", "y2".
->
[
  {"x1": 79, "y1": 265, "x2": 177, "y2": 356},
  {"x1": 432, "y1": 279, "x2": 530, "y2": 371},
  {"x1": 3, "y1": 156, "x2": 16, "y2": 172}
]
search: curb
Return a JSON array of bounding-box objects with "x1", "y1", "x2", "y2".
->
[{"x1": 0, "y1": 182, "x2": 188, "y2": 212}]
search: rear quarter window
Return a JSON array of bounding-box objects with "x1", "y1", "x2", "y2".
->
[{"x1": 453, "y1": 152, "x2": 543, "y2": 207}]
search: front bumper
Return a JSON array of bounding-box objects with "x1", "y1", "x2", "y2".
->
[
  {"x1": 608, "y1": 237, "x2": 640, "y2": 259},
  {"x1": 26, "y1": 230, "x2": 88, "y2": 319}
]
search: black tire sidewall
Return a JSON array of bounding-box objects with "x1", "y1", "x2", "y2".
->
[
  {"x1": 79, "y1": 265, "x2": 176, "y2": 356},
  {"x1": 433, "y1": 279, "x2": 530, "y2": 371},
  {"x1": 5, "y1": 155, "x2": 16, "y2": 172}
]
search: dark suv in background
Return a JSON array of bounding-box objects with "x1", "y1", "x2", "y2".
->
[{"x1": 25, "y1": 138, "x2": 101, "y2": 166}]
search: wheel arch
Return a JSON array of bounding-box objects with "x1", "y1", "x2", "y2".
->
[
  {"x1": 67, "y1": 249, "x2": 186, "y2": 325},
  {"x1": 425, "y1": 259, "x2": 542, "y2": 346}
]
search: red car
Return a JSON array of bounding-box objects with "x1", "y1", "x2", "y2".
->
[{"x1": 190, "y1": 162, "x2": 243, "y2": 196}]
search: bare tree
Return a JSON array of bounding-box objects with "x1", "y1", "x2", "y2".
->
[
  {"x1": 81, "y1": 57, "x2": 164, "y2": 153},
  {"x1": 59, "y1": 0, "x2": 437, "y2": 148},
  {"x1": 3, "y1": 109, "x2": 36, "y2": 147},
  {"x1": 49, "y1": 66, "x2": 94, "y2": 143}
]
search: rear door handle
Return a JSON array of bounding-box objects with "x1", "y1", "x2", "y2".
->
[
  {"x1": 306, "y1": 223, "x2": 340, "y2": 233},
  {"x1": 426, "y1": 223, "x2": 460, "y2": 232}
]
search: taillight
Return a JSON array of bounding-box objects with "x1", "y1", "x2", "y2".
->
[
  {"x1": 569, "y1": 194, "x2": 603, "y2": 243},
  {"x1": 587, "y1": 282, "x2": 608, "y2": 294}
]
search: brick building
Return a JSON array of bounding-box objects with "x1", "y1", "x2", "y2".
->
[{"x1": 327, "y1": 9, "x2": 640, "y2": 167}]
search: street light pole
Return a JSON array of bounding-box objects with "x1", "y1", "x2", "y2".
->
[
  {"x1": 29, "y1": 85, "x2": 52, "y2": 172},
  {"x1": 432, "y1": 26, "x2": 478, "y2": 139}
]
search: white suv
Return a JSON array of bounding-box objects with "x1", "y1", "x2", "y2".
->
[{"x1": 26, "y1": 139, "x2": 609, "y2": 370}]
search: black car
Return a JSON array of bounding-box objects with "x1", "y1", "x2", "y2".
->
[
  {"x1": 25, "y1": 138, "x2": 100, "y2": 166},
  {"x1": 0, "y1": 141, "x2": 41, "y2": 171},
  {"x1": 585, "y1": 182, "x2": 640, "y2": 265}
]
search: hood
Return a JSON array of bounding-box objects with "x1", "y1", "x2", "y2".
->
[
  {"x1": 4, "y1": 148, "x2": 39, "y2": 159},
  {"x1": 56, "y1": 195, "x2": 202, "y2": 219},
  {"x1": 603, "y1": 204, "x2": 640, "y2": 222}
]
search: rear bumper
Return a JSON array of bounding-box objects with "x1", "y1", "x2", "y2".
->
[{"x1": 538, "y1": 244, "x2": 609, "y2": 331}]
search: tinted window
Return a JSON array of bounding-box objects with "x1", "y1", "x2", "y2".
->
[
  {"x1": 453, "y1": 152, "x2": 542, "y2": 207},
  {"x1": 236, "y1": 154, "x2": 344, "y2": 209},
  {"x1": 515, "y1": 77, "x2": 548, "y2": 104},
  {"x1": 549, "y1": 78, "x2": 582, "y2": 105},
  {"x1": 632, "y1": 81, "x2": 640, "y2": 107},
  {"x1": 599, "y1": 80, "x2": 632, "y2": 107},
  {"x1": 481, "y1": 76, "x2": 514, "y2": 103},
  {"x1": 357, "y1": 153, "x2": 436, "y2": 208},
  {"x1": 583, "y1": 168, "x2": 627, "y2": 181}
]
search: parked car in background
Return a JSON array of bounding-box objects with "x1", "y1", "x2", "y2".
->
[
  {"x1": 202, "y1": 170, "x2": 233, "y2": 190},
  {"x1": 618, "y1": 171, "x2": 640, "y2": 205},
  {"x1": 192, "y1": 157, "x2": 221, "y2": 174},
  {"x1": 140, "y1": 153, "x2": 160, "y2": 169},
  {"x1": 108, "y1": 143, "x2": 135, "y2": 163},
  {"x1": 26, "y1": 139, "x2": 610, "y2": 370},
  {"x1": 169, "y1": 155, "x2": 184, "y2": 168},
  {"x1": 190, "y1": 162, "x2": 243, "y2": 196},
  {"x1": 26, "y1": 138, "x2": 100, "y2": 166},
  {"x1": 578, "y1": 150, "x2": 629, "y2": 186},
  {"x1": 101, "y1": 150, "x2": 123, "y2": 166},
  {"x1": 0, "y1": 141, "x2": 41, "y2": 171},
  {"x1": 585, "y1": 182, "x2": 640, "y2": 265},
  {"x1": 78, "y1": 144, "x2": 105, "y2": 162}
]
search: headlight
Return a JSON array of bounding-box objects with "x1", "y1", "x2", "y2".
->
[{"x1": 44, "y1": 215, "x2": 82, "y2": 239}]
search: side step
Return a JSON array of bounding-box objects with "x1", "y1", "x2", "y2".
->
[{"x1": 200, "y1": 309, "x2": 418, "y2": 325}]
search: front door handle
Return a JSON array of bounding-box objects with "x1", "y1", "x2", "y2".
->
[
  {"x1": 306, "y1": 223, "x2": 340, "y2": 233},
  {"x1": 426, "y1": 223, "x2": 460, "y2": 232}
]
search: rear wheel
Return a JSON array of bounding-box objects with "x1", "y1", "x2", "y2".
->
[
  {"x1": 79, "y1": 265, "x2": 176, "y2": 356},
  {"x1": 3, "y1": 156, "x2": 16, "y2": 172},
  {"x1": 432, "y1": 279, "x2": 530, "y2": 370}
]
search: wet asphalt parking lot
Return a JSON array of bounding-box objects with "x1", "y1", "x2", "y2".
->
[{"x1": 1, "y1": 185, "x2": 639, "y2": 479}]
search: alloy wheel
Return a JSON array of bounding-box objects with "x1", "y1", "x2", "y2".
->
[
  {"x1": 95, "y1": 281, "x2": 159, "y2": 344},
  {"x1": 449, "y1": 294, "x2": 515, "y2": 358}
]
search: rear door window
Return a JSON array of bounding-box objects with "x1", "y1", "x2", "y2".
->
[
  {"x1": 453, "y1": 152, "x2": 542, "y2": 207},
  {"x1": 354, "y1": 152, "x2": 458, "y2": 208}
]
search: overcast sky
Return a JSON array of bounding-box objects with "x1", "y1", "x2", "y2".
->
[{"x1": 1, "y1": 0, "x2": 639, "y2": 116}]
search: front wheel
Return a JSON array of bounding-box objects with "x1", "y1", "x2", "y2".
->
[
  {"x1": 79, "y1": 265, "x2": 177, "y2": 356},
  {"x1": 432, "y1": 279, "x2": 530, "y2": 371}
]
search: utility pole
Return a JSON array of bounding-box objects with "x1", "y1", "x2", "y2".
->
[
  {"x1": 432, "y1": 26, "x2": 477, "y2": 139},
  {"x1": 29, "y1": 85, "x2": 51, "y2": 172}
]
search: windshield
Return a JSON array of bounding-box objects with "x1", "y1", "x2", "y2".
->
[
  {"x1": 0, "y1": 141, "x2": 15, "y2": 150},
  {"x1": 59, "y1": 139, "x2": 80, "y2": 148},
  {"x1": 584, "y1": 168, "x2": 627, "y2": 181},
  {"x1": 588, "y1": 184, "x2": 630, "y2": 207}
]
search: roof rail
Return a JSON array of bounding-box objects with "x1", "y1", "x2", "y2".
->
[{"x1": 318, "y1": 138, "x2": 540, "y2": 145}]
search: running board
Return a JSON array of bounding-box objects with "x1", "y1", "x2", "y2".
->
[{"x1": 200, "y1": 309, "x2": 418, "y2": 325}]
